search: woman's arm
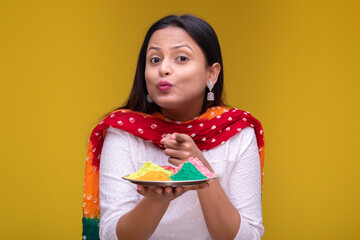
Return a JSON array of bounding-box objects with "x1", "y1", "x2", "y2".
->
[
  {"x1": 100, "y1": 127, "x2": 208, "y2": 240},
  {"x1": 115, "y1": 188, "x2": 171, "y2": 240},
  {"x1": 197, "y1": 179, "x2": 241, "y2": 240},
  {"x1": 161, "y1": 128, "x2": 263, "y2": 240},
  {"x1": 100, "y1": 128, "x2": 174, "y2": 240},
  {"x1": 116, "y1": 184, "x2": 208, "y2": 239},
  {"x1": 199, "y1": 128, "x2": 264, "y2": 240},
  {"x1": 161, "y1": 133, "x2": 240, "y2": 239}
]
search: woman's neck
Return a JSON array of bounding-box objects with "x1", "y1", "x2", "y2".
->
[{"x1": 160, "y1": 104, "x2": 203, "y2": 122}]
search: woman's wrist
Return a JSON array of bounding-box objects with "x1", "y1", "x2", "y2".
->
[
  {"x1": 142, "y1": 195, "x2": 172, "y2": 207},
  {"x1": 198, "y1": 154, "x2": 214, "y2": 173}
]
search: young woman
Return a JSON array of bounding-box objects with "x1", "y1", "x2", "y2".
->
[{"x1": 82, "y1": 14, "x2": 265, "y2": 240}]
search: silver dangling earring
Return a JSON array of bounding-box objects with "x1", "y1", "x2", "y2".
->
[
  {"x1": 146, "y1": 94, "x2": 153, "y2": 103},
  {"x1": 207, "y1": 81, "x2": 215, "y2": 101}
]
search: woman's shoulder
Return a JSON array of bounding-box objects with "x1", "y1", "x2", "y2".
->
[
  {"x1": 105, "y1": 126, "x2": 144, "y2": 142},
  {"x1": 106, "y1": 126, "x2": 129, "y2": 136},
  {"x1": 228, "y1": 126, "x2": 256, "y2": 144},
  {"x1": 103, "y1": 127, "x2": 132, "y2": 145}
]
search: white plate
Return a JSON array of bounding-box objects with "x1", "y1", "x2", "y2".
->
[{"x1": 122, "y1": 175, "x2": 219, "y2": 187}]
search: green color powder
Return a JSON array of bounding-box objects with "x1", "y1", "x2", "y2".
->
[{"x1": 171, "y1": 162, "x2": 207, "y2": 181}]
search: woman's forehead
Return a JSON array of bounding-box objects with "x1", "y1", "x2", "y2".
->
[{"x1": 147, "y1": 26, "x2": 198, "y2": 50}]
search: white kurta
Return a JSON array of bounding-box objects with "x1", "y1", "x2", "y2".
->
[{"x1": 99, "y1": 126, "x2": 264, "y2": 240}]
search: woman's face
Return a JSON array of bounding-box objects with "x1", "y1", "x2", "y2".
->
[{"x1": 145, "y1": 26, "x2": 216, "y2": 114}]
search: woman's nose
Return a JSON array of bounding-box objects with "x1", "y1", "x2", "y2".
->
[{"x1": 159, "y1": 59, "x2": 172, "y2": 77}]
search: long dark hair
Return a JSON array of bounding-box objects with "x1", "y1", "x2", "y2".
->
[{"x1": 118, "y1": 14, "x2": 225, "y2": 114}]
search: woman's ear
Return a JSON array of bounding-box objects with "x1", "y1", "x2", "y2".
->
[{"x1": 207, "y1": 62, "x2": 221, "y2": 86}]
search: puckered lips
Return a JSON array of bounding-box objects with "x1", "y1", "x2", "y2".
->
[{"x1": 157, "y1": 80, "x2": 173, "y2": 92}]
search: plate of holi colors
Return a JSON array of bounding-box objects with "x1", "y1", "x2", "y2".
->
[{"x1": 122, "y1": 158, "x2": 219, "y2": 187}]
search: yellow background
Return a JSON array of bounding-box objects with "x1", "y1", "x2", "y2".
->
[{"x1": 1, "y1": 1, "x2": 359, "y2": 239}]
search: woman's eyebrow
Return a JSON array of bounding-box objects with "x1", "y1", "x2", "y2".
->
[
  {"x1": 147, "y1": 46, "x2": 161, "y2": 53},
  {"x1": 172, "y1": 44, "x2": 193, "y2": 51},
  {"x1": 147, "y1": 44, "x2": 193, "y2": 53}
]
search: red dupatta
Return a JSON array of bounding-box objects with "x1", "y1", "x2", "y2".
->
[{"x1": 82, "y1": 106, "x2": 264, "y2": 240}]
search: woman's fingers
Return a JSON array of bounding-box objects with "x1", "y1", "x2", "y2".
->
[
  {"x1": 174, "y1": 133, "x2": 187, "y2": 143},
  {"x1": 155, "y1": 186, "x2": 164, "y2": 194},
  {"x1": 163, "y1": 135, "x2": 190, "y2": 150},
  {"x1": 137, "y1": 185, "x2": 186, "y2": 200},
  {"x1": 184, "y1": 183, "x2": 210, "y2": 192},
  {"x1": 161, "y1": 133, "x2": 189, "y2": 146},
  {"x1": 164, "y1": 187, "x2": 174, "y2": 198},
  {"x1": 163, "y1": 140, "x2": 183, "y2": 150},
  {"x1": 137, "y1": 183, "x2": 209, "y2": 201},
  {"x1": 164, "y1": 148, "x2": 190, "y2": 159},
  {"x1": 136, "y1": 185, "x2": 144, "y2": 194},
  {"x1": 160, "y1": 133, "x2": 172, "y2": 144},
  {"x1": 198, "y1": 183, "x2": 210, "y2": 189},
  {"x1": 174, "y1": 186, "x2": 184, "y2": 196},
  {"x1": 137, "y1": 186, "x2": 160, "y2": 195}
]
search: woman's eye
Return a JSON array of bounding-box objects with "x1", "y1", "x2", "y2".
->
[
  {"x1": 150, "y1": 57, "x2": 160, "y2": 64},
  {"x1": 176, "y1": 56, "x2": 188, "y2": 62}
]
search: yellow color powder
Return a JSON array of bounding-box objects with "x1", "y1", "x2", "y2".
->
[
  {"x1": 135, "y1": 171, "x2": 171, "y2": 181},
  {"x1": 127, "y1": 161, "x2": 172, "y2": 179}
]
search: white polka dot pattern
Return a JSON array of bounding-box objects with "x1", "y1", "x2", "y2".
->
[
  {"x1": 98, "y1": 126, "x2": 264, "y2": 239},
  {"x1": 83, "y1": 107, "x2": 265, "y2": 239}
]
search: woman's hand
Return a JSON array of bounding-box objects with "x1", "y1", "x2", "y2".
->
[
  {"x1": 160, "y1": 133, "x2": 214, "y2": 171},
  {"x1": 136, "y1": 184, "x2": 209, "y2": 202}
]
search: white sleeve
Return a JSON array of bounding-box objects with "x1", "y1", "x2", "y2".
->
[
  {"x1": 99, "y1": 127, "x2": 138, "y2": 240},
  {"x1": 229, "y1": 127, "x2": 264, "y2": 240}
]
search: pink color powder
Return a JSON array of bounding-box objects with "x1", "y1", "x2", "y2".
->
[
  {"x1": 174, "y1": 157, "x2": 217, "y2": 178},
  {"x1": 161, "y1": 165, "x2": 176, "y2": 173}
]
